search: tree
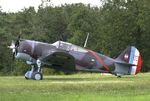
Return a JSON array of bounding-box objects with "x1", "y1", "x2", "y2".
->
[{"x1": 0, "y1": 1, "x2": 150, "y2": 75}]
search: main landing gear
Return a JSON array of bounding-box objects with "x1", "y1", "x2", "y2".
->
[{"x1": 25, "y1": 60, "x2": 43, "y2": 80}]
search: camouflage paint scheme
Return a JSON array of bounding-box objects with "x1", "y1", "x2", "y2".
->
[{"x1": 14, "y1": 40, "x2": 142, "y2": 80}]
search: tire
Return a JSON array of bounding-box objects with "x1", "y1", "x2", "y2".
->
[
  {"x1": 33, "y1": 72, "x2": 43, "y2": 80},
  {"x1": 25, "y1": 76, "x2": 29, "y2": 80},
  {"x1": 117, "y1": 76, "x2": 122, "y2": 78},
  {"x1": 25, "y1": 71, "x2": 32, "y2": 80}
]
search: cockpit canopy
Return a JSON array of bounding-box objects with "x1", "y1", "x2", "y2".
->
[{"x1": 52, "y1": 41, "x2": 88, "y2": 53}]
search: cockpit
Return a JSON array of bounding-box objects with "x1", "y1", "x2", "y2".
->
[{"x1": 52, "y1": 41, "x2": 88, "y2": 53}]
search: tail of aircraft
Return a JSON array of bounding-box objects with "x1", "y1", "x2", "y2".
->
[{"x1": 114, "y1": 46, "x2": 142, "y2": 75}]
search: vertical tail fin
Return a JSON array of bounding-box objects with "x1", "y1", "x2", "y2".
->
[{"x1": 116, "y1": 46, "x2": 142, "y2": 75}]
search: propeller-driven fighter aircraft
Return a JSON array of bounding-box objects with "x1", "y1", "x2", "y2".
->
[{"x1": 8, "y1": 36, "x2": 142, "y2": 80}]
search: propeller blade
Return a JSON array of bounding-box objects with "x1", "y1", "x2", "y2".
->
[
  {"x1": 12, "y1": 52, "x2": 15, "y2": 61},
  {"x1": 15, "y1": 35, "x2": 21, "y2": 47},
  {"x1": 8, "y1": 40, "x2": 15, "y2": 49},
  {"x1": 12, "y1": 48, "x2": 15, "y2": 53},
  {"x1": 8, "y1": 35, "x2": 21, "y2": 61}
]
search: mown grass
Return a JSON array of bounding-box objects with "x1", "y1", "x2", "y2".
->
[{"x1": 0, "y1": 73, "x2": 150, "y2": 101}]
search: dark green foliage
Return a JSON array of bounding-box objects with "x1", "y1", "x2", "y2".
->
[{"x1": 0, "y1": 0, "x2": 150, "y2": 75}]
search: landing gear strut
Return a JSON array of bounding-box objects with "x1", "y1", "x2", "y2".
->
[{"x1": 24, "y1": 59, "x2": 43, "y2": 80}]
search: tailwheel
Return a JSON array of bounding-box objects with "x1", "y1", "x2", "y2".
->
[
  {"x1": 33, "y1": 72, "x2": 43, "y2": 80},
  {"x1": 116, "y1": 73, "x2": 122, "y2": 78},
  {"x1": 117, "y1": 76, "x2": 122, "y2": 78}
]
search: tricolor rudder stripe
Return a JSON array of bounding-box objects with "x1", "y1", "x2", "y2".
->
[{"x1": 129, "y1": 47, "x2": 142, "y2": 75}]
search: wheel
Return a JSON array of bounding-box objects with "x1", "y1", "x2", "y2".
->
[
  {"x1": 25, "y1": 76, "x2": 29, "y2": 80},
  {"x1": 33, "y1": 72, "x2": 43, "y2": 80},
  {"x1": 117, "y1": 76, "x2": 122, "y2": 78},
  {"x1": 25, "y1": 71, "x2": 32, "y2": 80}
]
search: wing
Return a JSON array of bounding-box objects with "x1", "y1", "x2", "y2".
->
[{"x1": 39, "y1": 50, "x2": 76, "y2": 72}]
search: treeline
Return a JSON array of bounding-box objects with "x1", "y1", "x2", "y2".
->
[{"x1": 0, "y1": 0, "x2": 150, "y2": 75}]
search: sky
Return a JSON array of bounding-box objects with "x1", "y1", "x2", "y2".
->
[{"x1": 0, "y1": 0, "x2": 102, "y2": 12}]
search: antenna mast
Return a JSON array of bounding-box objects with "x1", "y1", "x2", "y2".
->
[{"x1": 84, "y1": 33, "x2": 89, "y2": 48}]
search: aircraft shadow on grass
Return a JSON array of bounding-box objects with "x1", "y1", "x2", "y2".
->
[{"x1": 44, "y1": 77, "x2": 93, "y2": 81}]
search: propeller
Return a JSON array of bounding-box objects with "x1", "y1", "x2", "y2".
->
[{"x1": 8, "y1": 35, "x2": 21, "y2": 60}]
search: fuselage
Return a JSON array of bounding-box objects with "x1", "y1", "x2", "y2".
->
[{"x1": 16, "y1": 40, "x2": 115, "y2": 73}]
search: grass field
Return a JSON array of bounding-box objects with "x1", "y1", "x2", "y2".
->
[{"x1": 0, "y1": 73, "x2": 150, "y2": 101}]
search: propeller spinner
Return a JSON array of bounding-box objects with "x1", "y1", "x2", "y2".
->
[{"x1": 8, "y1": 35, "x2": 20, "y2": 60}]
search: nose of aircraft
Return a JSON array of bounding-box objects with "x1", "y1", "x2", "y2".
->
[
  {"x1": 8, "y1": 41, "x2": 18, "y2": 60},
  {"x1": 8, "y1": 35, "x2": 20, "y2": 60}
]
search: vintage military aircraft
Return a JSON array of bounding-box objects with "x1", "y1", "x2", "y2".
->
[{"x1": 8, "y1": 36, "x2": 142, "y2": 80}]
